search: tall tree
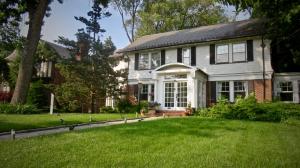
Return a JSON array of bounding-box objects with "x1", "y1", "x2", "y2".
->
[
  {"x1": 219, "y1": 0, "x2": 300, "y2": 71},
  {"x1": 112, "y1": 0, "x2": 142, "y2": 43},
  {"x1": 136, "y1": 0, "x2": 228, "y2": 36},
  {"x1": 0, "y1": 0, "x2": 63, "y2": 104}
]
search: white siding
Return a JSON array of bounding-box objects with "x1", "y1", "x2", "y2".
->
[{"x1": 128, "y1": 37, "x2": 273, "y2": 83}]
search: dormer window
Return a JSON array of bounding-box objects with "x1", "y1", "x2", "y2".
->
[
  {"x1": 182, "y1": 48, "x2": 190, "y2": 65},
  {"x1": 233, "y1": 43, "x2": 246, "y2": 62},
  {"x1": 216, "y1": 44, "x2": 229, "y2": 63}
]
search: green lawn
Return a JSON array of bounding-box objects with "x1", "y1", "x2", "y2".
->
[
  {"x1": 0, "y1": 113, "x2": 136, "y2": 133},
  {"x1": 1, "y1": 118, "x2": 300, "y2": 167}
]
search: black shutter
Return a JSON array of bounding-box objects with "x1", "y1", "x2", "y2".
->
[
  {"x1": 191, "y1": 46, "x2": 196, "y2": 66},
  {"x1": 247, "y1": 40, "x2": 253, "y2": 61},
  {"x1": 161, "y1": 49, "x2": 165, "y2": 65},
  {"x1": 210, "y1": 81, "x2": 216, "y2": 104},
  {"x1": 209, "y1": 44, "x2": 215, "y2": 64},
  {"x1": 177, "y1": 48, "x2": 182, "y2": 63},
  {"x1": 134, "y1": 53, "x2": 139, "y2": 70}
]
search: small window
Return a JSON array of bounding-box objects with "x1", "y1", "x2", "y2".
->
[
  {"x1": 138, "y1": 53, "x2": 149, "y2": 70},
  {"x1": 233, "y1": 43, "x2": 246, "y2": 62},
  {"x1": 234, "y1": 81, "x2": 246, "y2": 99},
  {"x1": 141, "y1": 84, "x2": 148, "y2": 94},
  {"x1": 182, "y1": 48, "x2": 190, "y2": 65},
  {"x1": 217, "y1": 81, "x2": 230, "y2": 100},
  {"x1": 151, "y1": 52, "x2": 161, "y2": 69},
  {"x1": 278, "y1": 81, "x2": 293, "y2": 101},
  {"x1": 216, "y1": 45, "x2": 229, "y2": 63}
]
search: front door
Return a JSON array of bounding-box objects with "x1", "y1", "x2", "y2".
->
[{"x1": 164, "y1": 81, "x2": 187, "y2": 109}]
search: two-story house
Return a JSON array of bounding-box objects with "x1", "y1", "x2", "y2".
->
[{"x1": 118, "y1": 19, "x2": 300, "y2": 114}]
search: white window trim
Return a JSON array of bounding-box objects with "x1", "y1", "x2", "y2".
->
[
  {"x1": 217, "y1": 81, "x2": 248, "y2": 102},
  {"x1": 277, "y1": 81, "x2": 294, "y2": 102},
  {"x1": 138, "y1": 52, "x2": 161, "y2": 70}
]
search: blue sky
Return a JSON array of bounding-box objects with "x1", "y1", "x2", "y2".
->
[{"x1": 20, "y1": 0, "x2": 249, "y2": 49}]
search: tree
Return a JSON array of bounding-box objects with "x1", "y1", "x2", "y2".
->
[
  {"x1": 112, "y1": 0, "x2": 142, "y2": 43},
  {"x1": 0, "y1": 0, "x2": 63, "y2": 104},
  {"x1": 218, "y1": 0, "x2": 300, "y2": 71},
  {"x1": 136, "y1": 0, "x2": 228, "y2": 36},
  {"x1": 55, "y1": 0, "x2": 125, "y2": 113}
]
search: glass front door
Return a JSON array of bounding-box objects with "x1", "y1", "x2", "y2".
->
[{"x1": 164, "y1": 82, "x2": 187, "y2": 108}]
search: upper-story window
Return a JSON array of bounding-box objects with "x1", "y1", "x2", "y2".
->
[
  {"x1": 151, "y1": 52, "x2": 161, "y2": 69},
  {"x1": 216, "y1": 45, "x2": 229, "y2": 63},
  {"x1": 138, "y1": 53, "x2": 149, "y2": 70},
  {"x1": 232, "y1": 43, "x2": 246, "y2": 62},
  {"x1": 139, "y1": 52, "x2": 161, "y2": 70},
  {"x1": 182, "y1": 48, "x2": 190, "y2": 65},
  {"x1": 278, "y1": 81, "x2": 293, "y2": 101}
]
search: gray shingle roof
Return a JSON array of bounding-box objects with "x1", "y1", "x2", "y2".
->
[
  {"x1": 5, "y1": 40, "x2": 71, "y2": 62},
  {"x1": 119, "y1": 19, "x2": 263, "y2": 53}
]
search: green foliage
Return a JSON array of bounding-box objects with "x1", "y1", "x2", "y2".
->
[
  {"x1": 219, "y1": 0, "x2": 300, "y2": 71},
  {"x1": 197, "y1": 94, "x2": 300, "y2": 122},
  {"x1": 26, "y1": 80, "x2": 48, "y2": 108},
  {"x1": 137, "y1": 0, "x2": 228, "y2": 36},
  {"x1": 0, "y1": 103, "x2": 41, "y2": 114},
  {"x1": 100, "y1": 106, "x2": 118, "y2": 113},
  {"x1": 116, "y1": 99, "x2": 138, "y2": 113}
]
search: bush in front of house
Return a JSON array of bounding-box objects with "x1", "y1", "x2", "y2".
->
[
  {"x1": 100, "y1": 106, "x2": 118, "y2": 113},
  {"x1": 0, "y1": 103, "x2": 41, "y2": 114},
  {"x1": 196, "y1": 94, "x2": 300, "y2": 122},
  {"x1": 115, "y1": 99, "x2": 139, "y2": 113},
  {"x1": 26, "y1": 80, "x2": 49, "y2": 108}
]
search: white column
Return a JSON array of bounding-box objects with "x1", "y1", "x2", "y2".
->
[
  {"x1": 293, "y1": 80, "x2": 299, "y2": 103},
  {"x1": 50, "y1": 93, "x2": 54, "y2": 115}
]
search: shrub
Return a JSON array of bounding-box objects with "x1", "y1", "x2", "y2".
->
[
  {"x1": 0, "y1": 103, "x2": 41, "y2": 114},
  {"x1": 196, "y1": 93, "x2": 300, "y2": 122},
  {"x1": 27, "y1": 80, "x2": 48, "y2": 108},
  {"x1": 100, "y1": 106, "x2": 118, "y2": 113},
  {"x1": 116, "y1": 99, "x2": 138, "y2": 113}
]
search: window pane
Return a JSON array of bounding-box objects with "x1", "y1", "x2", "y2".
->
[
  {"x1": 233, "y1": 43, "x2": 246, "y2": 62},
  {"x1": 139, "y1": 53, "x2": 149, "y2": 69},
  {"x1": 217, "y1": 81, "x2": 230, "y2": 100},
  {"x1": 216, "y1": 45, "x2": 229, "y2": 63},
  {"x1": 280, "y1": 93, "x2": 293, "y2": 101},
  {"x1": 233, "y1": 43, "x2": 245, "y2": 53},
  {"x1": 182, "y1": 48, "x2": 190, "y2": 65},
  {"x1": 151, "y1": 52, "x2": 161, "y2": 69}
]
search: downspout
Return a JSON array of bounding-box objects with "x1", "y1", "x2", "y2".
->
[{"x1": 261, "y1": 35, "x2": 266, "y2": 100}]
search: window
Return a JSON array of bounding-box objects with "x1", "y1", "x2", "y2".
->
[
  {"x1": 182, "y1": 48, "x2": 190, "y2": 65},
  {"x1": 216, "y1": 45, "x2": 229, "y2": 63},
  {"x1": 217, "y1": 81, "x2": 230, "y2": 100},
  {"x1": 151, "y1": 52, "x2": 161, "y2": 69},
  {"x1": 138, "y1": 53, "x2": 149, "y2": 70},
  {"x1": 278, "y1": 81, "x2": 293, "y2": 101},
  {"x1": 232, "y1": 43, "x2": 246, "y2": 62},
  {"x1": 234, "y1": 81, "x2": 246, "y2": 99}
]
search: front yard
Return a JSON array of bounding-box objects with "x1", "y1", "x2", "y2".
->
[
  {"x1": 1, "y1": 117, "x2": 300, "y2": 167},
  {"x1": 0, "y1": 113, "x2": 136, "y2": 133}
]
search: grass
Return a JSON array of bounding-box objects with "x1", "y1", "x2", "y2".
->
[
  {"x1": 0, "y1": 113, "x2": 136, "y2": 133},
  {"x1": 0, "y1": 117, "x2": 300, "y2": 167}
]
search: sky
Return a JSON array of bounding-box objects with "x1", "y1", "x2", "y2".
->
[{"x1": 20, "y1": 0, "x2": 249, "y2": 49}]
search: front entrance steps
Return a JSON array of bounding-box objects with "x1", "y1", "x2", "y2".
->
[{"x1": 145, "y1": 110, "x2": 189, "y2": 117}]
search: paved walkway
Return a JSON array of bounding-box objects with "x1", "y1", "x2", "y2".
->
[{"x1": 0, "y1": 117, "x2": 163, "y2": 141}]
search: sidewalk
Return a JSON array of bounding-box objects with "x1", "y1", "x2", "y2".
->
[{"x1": 0, "y1": 117, "x2": 163, "y2": 140}]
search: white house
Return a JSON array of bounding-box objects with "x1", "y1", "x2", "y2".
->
[{"x1": 117, "y1": 19, "x2": 300, "y2": 113}]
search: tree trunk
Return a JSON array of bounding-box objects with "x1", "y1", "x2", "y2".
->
[{"x1": 10, "y1": 1, "x2": 49, "y2": 104}]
